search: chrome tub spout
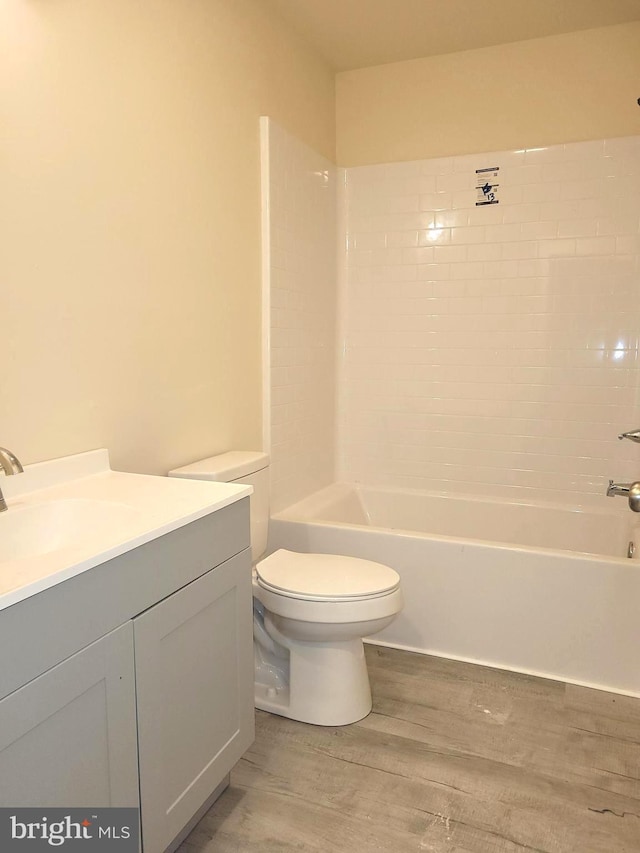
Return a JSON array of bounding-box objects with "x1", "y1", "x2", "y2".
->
[{"x1": 607, "y1": 480, "x2": 640, "y2": 512}]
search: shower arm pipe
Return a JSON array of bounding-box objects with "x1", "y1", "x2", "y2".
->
[{"x1": 618, "y1": 429, "x2": 640, "y2": 443}]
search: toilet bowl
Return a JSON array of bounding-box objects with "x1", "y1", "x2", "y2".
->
[
  {"x1": 169, "y1": 451, "x2": 403, "y2": 726},
  {"x1": 253, "y1": 548, "x2": 402, "y2": 725}
]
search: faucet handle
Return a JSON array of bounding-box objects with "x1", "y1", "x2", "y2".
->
[{"x1": 618, "y1": 429, "x2": 640, "y2": 443}]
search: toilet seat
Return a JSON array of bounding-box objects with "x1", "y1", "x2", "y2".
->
[{"x1": 256, "y1": 549, "x2": 400, "y2": 602}]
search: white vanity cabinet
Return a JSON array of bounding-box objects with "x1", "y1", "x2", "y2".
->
[{"x1": 0, "y1": 497, "x2": 254, "y2": 853}]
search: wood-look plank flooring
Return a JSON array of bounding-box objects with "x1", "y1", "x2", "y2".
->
[{"x1": 178, "y1": 646, "x2": 640, "y2": 852}]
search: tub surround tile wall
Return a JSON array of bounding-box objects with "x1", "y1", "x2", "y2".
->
[
  {"x1": 264, "y1": 119, "x2": 337, "y2": 513},
  {"x1": 339, "y1": 136, "x2": 640, "y2": 504}
]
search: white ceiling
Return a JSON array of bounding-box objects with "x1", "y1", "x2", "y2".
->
[{"x1": 266, "y1": 0, "x2": 640, "y2": 71}]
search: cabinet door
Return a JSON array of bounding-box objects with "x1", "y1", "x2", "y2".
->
[
  {"x1": 0, "y1": 622, "x2": 139, "y2": 808},
  {"x1": 134, "y1": 550, "x2": 254, "y2": 853}
]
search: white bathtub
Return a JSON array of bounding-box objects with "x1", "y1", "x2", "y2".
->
[{"x1": 269, "y1": 483, "x2": 640, "y2": 697}]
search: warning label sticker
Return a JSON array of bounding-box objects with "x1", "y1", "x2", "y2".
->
[{"x1": 475, "y1": 166, "x2": 499, "y2": 205}]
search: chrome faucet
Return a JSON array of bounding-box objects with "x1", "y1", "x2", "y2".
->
[
  {"x1": 0, "y1": 447, "x2": 24, "y2": 512},
  {"x1": 607, "y1": 479, "x2": 640, "y2": 512},
  {"x1": 618, "y1": 429, "x2": 640, "y2": 443}
]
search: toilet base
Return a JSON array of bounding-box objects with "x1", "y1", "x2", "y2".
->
[{"x1": 255, "y1": 635, "x2": 373, "y2": 726}]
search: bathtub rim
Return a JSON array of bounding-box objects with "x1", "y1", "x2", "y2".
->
[
  {"x1": 274, "y1": 479, "x2": 632, "y2": 518},
  {"x1": 271, "y1": 510, "x2": 635, "y2": 565}
]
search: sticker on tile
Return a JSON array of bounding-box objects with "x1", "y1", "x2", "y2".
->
[{"x1": 475, "y1": 166, "x2": 500, "y2": 206}]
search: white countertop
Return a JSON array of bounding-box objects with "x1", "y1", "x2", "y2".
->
[{"x1": 0, "y1": 449, "x2": 251, "y2": 612}]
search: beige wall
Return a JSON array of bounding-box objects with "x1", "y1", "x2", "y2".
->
[
  {"x1": 336, "y1": 23, "x2": 640, "y2": 165},
  {"x1": 1, "y1": 0, "x2": 334, "y2": 474}
]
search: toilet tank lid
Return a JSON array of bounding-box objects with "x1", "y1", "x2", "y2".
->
[{"x1": 168, "y1": 450, "x2": 269, "y2": 482}]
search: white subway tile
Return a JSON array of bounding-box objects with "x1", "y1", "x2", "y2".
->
[
  {"x1": 419, "y1": 192, "x2": 453, "y2": 211},
  {"x1": 418, "y1": 226, "x2": 452, "y2": 245},
  {"x1": 560, "y1": 179, "x2": 604, "y2": 201},
  {"x1": 467, "y1": 205, "x2": 504, "y2": 226},
  {"x1": 434, "y1": 245, "x2": 468, "y2": 264},
  {"x1": 506, "y1": 164, "x2": 544, "y2": 185},
  {"x1": 498, "y1": 186, "x2": 524, "y2": 205},
  {"x1": 538, "y1": 238, "x2": 576, "y2": 258},
  {"x1": 371, "y1": 247, "x2": 404, "y2": 266},
  {"x1": 450, "y1": 261, "x2": 485, "y2": 280},
  {"x1": 501, "y1": 241, "x2": 539, "y2": 260},
  {"x1": 451, "y1": 191, "x2": 476, "y2": 209},
  {"x1": 386, "y1": 230, "x2": 419, "y2": 248},
  {"x1": 557, "y1": 219, "x2": 598, "y2": 238},
  {"x1": 575, "y1": 236, "x2": 617, "y2": 256},
  {"x1": 417, "y1": 175, "x2": 437, "y2": 193},
  {"x1": 386, "y1": 195, "x2": 420, "y2": 213},
  {"x1": 502, "y1": 203, "x2": 541, "y2": 224},
  {"x1": 450, "y1": 225, "x2": 487, "y2": 244},
  {"x1": 434, "y1": 209, "x2": 470, "y2": 228},
  {"x1": 335, "y1": 135, "x2": 640, "y2": 503},
  {"x1": 521, "y1": 182, "x2": 561, "y2": 204},
  {"x1": 485, "y1": 223, "x2": 522, "y2": 242},
  {"x1": 267, "y1": 120, "x2": 336, "y2": 511},
  {"x1": 436, "y1": 172, "x2": 474, "y2": 193},
  {"x1": 597, "y1": 215, "x2": 640, "y2": 236},
  {"x1": 616, "y1": 235, "x2": 640, "y2": 254},
  {"x1": 352, "y1": 232, "x2": 387, "y2": 250},
  {"x1": 402, "y1": 246, "x2": 435, "y2": 265},
  {"x1": 570, "y1": 139, "x2": 606, "y2": 159},
  {"x1": 604, "y1": 136, "x2": 640, "y2": 156},
  {"x1": 415, "y1": 263, "x2": 452, "y2": 281},
  {"x1": 467, "y1": 243, "x2": 503, "y2": 262}
]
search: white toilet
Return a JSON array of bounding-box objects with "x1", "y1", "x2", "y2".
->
[{"x1": 169, "y1": 451, "x2": 403, "y2": 726}]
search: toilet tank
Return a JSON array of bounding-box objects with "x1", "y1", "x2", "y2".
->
[{"x1": 168, "y1": 451, "x2": 269, "y2": 562}]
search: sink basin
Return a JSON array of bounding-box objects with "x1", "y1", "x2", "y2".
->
[
  {"x1": 0, "y1": 448, "x2": 250, "y2": 611},
  {"x1": 0, "y1": 499, "x2": 141, "y2": 562}
]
